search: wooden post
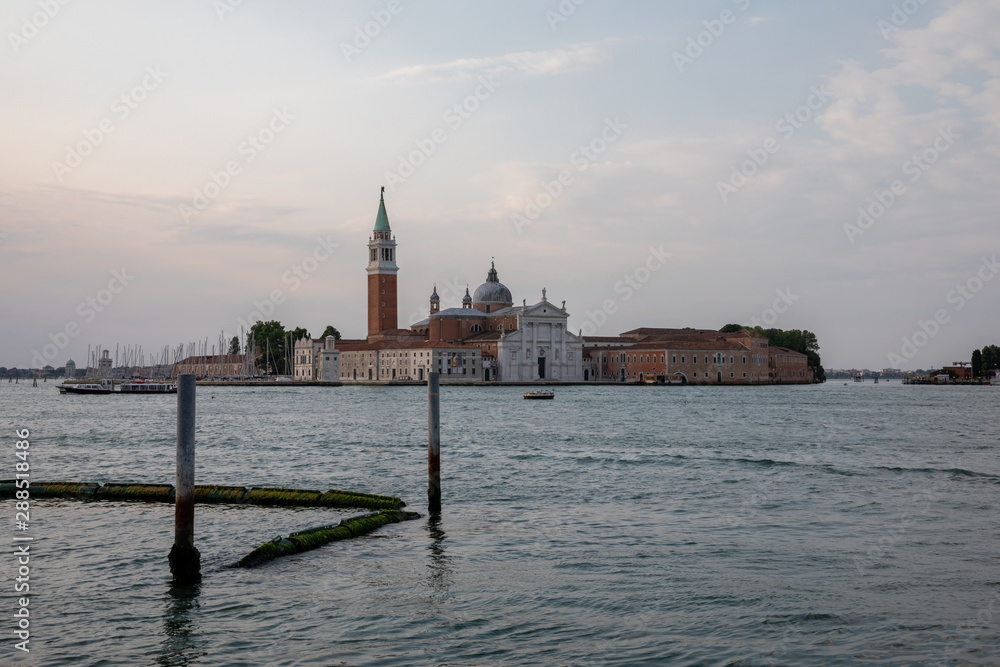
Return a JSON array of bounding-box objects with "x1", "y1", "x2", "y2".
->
[
  {"x1": 428, "y1": 372, "x2": 441, "y2": 514},
  {"x1": 168, "y1": 374, "x2": 201, "y2": 584}
]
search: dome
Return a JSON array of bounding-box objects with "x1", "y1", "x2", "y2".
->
[
  {"x1": 473, "y1": 261, "x2": 513, "y2": 307},
  {"x1": 430, "y1": 285, "x2": 440, "y2": 302},
  {"x1": 462, "y1": 287, "x2": 472, "y2": 304}
]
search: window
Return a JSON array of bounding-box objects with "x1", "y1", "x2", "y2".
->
[
  {"x1": 672, "y1": 355, "x2": 676, "y2": 363},
  {"x1": 681, "y1": 355, "x2": 685, "y2": 363}
]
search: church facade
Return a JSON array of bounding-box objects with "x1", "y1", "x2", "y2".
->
[{"x1": 410, "y1": 263, "x2": 584, "y2": 381}]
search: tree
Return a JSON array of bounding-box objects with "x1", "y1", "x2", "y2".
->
[
  {"x1": 722, "y1": 324, "x2": 826, "y2": 382},
  {"x1": 290, "y1": 327, "x2": 310, "y2": 342},
  {"x1": 228, "y1": 336, "x2": 240, "y2": 356},
  {"x1": 981, "y1": 345, "x2": 999, "y2": 374},
  {"x1": 972, "y1": 349, "x2": 983, "y2": 379},
  {"x1": 320, "y1": 325, "x2": 342, "y2": 340},
  {"x1": 248, "y1": 320, "x2": 289, "y2": 375}
]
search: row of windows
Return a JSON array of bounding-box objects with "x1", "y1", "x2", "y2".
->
[
  {"x1": 596, "y1": 352, "x2": 757, "y2": 365},
  {"x1": 509, "y1": 350, "x2": 575, "y2": 362},
  {"x1": 370, "y1": 247, "x2": 395, "y2": 263}
]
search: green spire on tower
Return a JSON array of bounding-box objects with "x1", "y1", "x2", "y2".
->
[{"x1": 374, "y1": 186, "x2": 391, "y2": 232}]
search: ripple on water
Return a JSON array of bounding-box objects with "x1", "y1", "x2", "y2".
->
[{"x1": 1, "y1": 382, "x2": 998, "y2": 665}]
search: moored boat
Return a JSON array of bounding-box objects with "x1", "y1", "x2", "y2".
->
[
  {"x1": 119, "y1": 380, "x2": 177, "y2": 394},
  {"x1": 58, "y1": 380, "x2": 115, "y2": 395},
  {"x1": 524, "y1": 390, "x2": 554, "y2": 400}
]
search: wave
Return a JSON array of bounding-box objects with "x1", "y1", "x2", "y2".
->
[{"x1": 874, "y1": 466, "x2": 999, "y2": 479}]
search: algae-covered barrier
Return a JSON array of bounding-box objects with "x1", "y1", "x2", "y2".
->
[
  {"x1": 236, "y1": 510, "x2": 421, "y2": 568},
  {"x1": 99, "y1": 483, "x2": 175, "y2": 502},
  {"x1": 0, "y1": 481, "x2": 405, "y2": 510}
]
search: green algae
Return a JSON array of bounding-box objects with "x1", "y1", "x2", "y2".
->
[
  {"x1": 244, "y1": 487, "x2": 323, "y2": 506},
  {"x1": 98, "y1": 483, "x2": 175, "y2": 502},
  {"x1": 235, "y1": 510, "x2": 419, "y2": 568},
  {"x1": 194, "y1": 485, "x2": 249, "y2": 503}
]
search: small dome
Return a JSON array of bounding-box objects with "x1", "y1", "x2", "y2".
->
[
  {"x1": 66, "y1": 359, "x2": 75, "y2": 365},
  {"x1": 462, "y1": 287, "x2": 472, "y2": 303},
  {"x1": 430, "y1": 285, "x2": 440, "y2": 302},
  {"x1": 472, "y1": 261, "x2": 513, "y2": 306}
]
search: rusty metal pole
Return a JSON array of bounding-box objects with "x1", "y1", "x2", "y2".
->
[
  {"x1": 428, "y1": 371, "x2": 441, "y2": 514},
  {"x1": 169, "y1": 374, "x2": 201, "y2": 584}
]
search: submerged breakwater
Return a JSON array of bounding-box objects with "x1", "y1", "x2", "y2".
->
[
  {"x1": 0, "y1": 481, "x2": 405, "y2": 509},
  {"x1": 236, "y1": 509, "x2": 421, "y2": 567}
]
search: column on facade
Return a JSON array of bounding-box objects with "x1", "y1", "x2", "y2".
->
[
  {"x1": 560, "y1": 326, "x2": 567, "y2": 380},
  {"x1": 530, "y1": 322, "x2": 537, "y2": 380}
]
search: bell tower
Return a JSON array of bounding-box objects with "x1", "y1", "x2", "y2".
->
[{"x1": 367, "y1": 188, "x2": 398, "y2": 336}]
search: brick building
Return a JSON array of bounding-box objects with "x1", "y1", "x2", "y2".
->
[
  {"x1": 583, "y1": 327, "x2": 812, "y2": 384},
  {"x1": 175, "y1": 354, "x2": 251, "y2": 379}
]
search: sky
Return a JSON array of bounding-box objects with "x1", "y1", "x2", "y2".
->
[{"x1": 1, "y1": 0, "x2": 998, "y2": 372}]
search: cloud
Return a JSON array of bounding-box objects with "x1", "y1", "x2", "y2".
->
[
  {"x1": 375, "y1": 41, "x2": 614, "y2": 83},
  {"x1": 817, "y1": 0, "x2": 1000, "y2": 153}
]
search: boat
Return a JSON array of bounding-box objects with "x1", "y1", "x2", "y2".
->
[
  {"x1": 119, "y1": 380, "x2": 177, "y2": 394},
  {"x1": 524, "y1": 390, "x2": 554, "y2": 400},
  {"x1": 642, "y1": 373, "x2": 687, "y2": 386},
  {"x1": 58, "y1": 380, "x2": 115, "y2": 395}
]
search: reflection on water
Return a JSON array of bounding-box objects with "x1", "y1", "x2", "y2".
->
[
  {"x1": 156, "y1": 583, "x2": 205, "y2": 667},
  {"x1": 425, "y1": 515, "x2": 453, "y2": 596}
]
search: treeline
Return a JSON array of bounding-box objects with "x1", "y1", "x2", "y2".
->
[
  {"x1": 247, "y1": 321, "x2": 341, "y2": 376},
  {"x1": 720, "y1": 324, "x2": 826, "y2": 383},
  {"x1": 971, "y1": 345, "x2": 999, "y2": 379}
]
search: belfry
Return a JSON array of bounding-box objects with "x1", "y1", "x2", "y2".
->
[{"x1": 367, "y1": 188, "x2": 398, "y2": 336}]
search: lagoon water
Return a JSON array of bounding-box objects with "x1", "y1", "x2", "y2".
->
[{"x1": 1, "y1": 381, "x2": 998, "y2": 666}]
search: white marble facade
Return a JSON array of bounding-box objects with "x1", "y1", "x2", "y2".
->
[{"x1": 495, "y1": 298, "x2": 583, "y2": 381}]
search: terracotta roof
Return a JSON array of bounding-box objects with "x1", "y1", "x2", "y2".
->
[
  {"x1": 588, "y1": 340, "x2": 748, "y2": 352},
  {"x1": 620, "y1": 328, "x2": 722, "y2": 339},
  {"x1": 336, "y1": 340, "x2": 481, "y2": 352},
  {"x1": 770, "y1": 346, "x2": 808, "y2": 358},
  {"x1": 463, "y1": 331, "x2": 503, "y2": 342},
  {"x1": 431, "y1": 308, "x2": 489, "y2": 319}
]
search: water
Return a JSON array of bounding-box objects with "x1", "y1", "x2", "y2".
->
[{"x1": 1, "y1": 381, "x2": 997, "y2": 665}]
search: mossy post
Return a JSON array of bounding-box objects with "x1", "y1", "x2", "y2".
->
[
  {"x1": 169, "y1": 374, "x2": 201, "y2": 584},
  {"x1": 428, "y1": 371, "x2": 441, "y2": 514}
]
